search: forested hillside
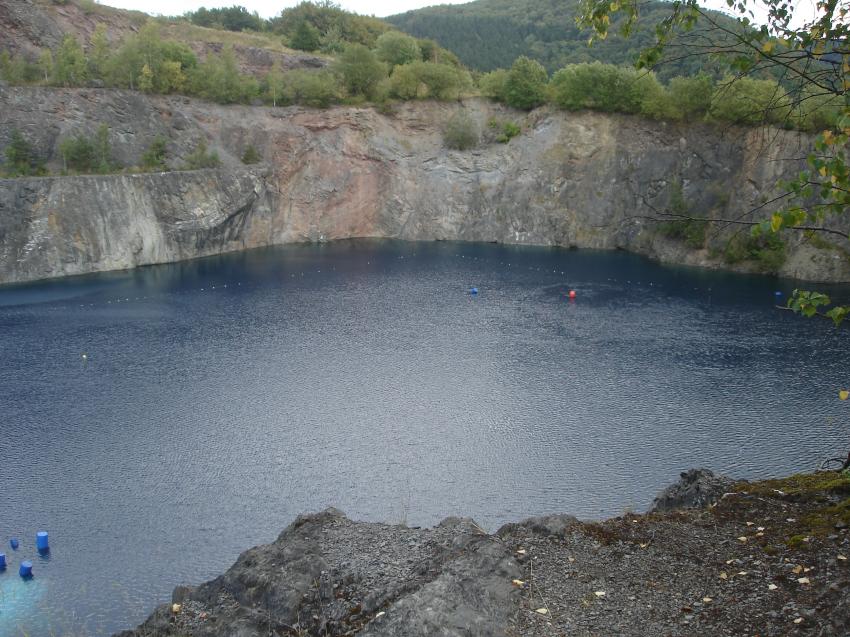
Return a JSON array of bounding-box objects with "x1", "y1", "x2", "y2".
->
[{"x1": 387, "y1": 0, "x2": 734, "y2": 79}]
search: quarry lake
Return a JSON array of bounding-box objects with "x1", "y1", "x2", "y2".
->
[{"x1": 0, "y1": 239, "x2": 847, "y2": 636}]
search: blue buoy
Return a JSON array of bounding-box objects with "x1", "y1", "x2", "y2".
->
[
  {"x1": 774, "y1": 291, "x2": 783, "y2": 297},
  {"x1": 19, "y1": 561, "x2": 32, "y2": 579},
  {"x1": 10, "y1": 538, "x2": 19, "y2": 550},
  {"x1": 469, "y1": 287, "x2": 478, "y2": 295},
  {"x1": 0, "y1": 553, "x2": 6, "y2": 571},
  {"x1": 36, "y1": 531, "x2": 49, "y2": 553}
]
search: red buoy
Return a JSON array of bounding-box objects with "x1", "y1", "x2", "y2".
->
[{"x1": 568, "y1": 290, "x2": 577, "y2": 299}]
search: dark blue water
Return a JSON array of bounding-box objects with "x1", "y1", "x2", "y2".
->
[{"x1": 0, "y1": 239, "x2": 846, "y2": 636}]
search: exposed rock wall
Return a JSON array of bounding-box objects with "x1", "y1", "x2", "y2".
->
[{"x1": 1, "y1": 86, "x2": 848, "y2": 285}]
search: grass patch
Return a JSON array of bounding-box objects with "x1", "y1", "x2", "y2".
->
[
  {"x1": 734, "y1": 471, "x2": 850, "y2": 499},
  {"x1": 160, "y1": 22, "x2": 323, "y2": 58}
]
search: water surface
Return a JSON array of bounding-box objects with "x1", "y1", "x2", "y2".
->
[{"x1": 0, "y1": 239, "x2": 846, "y2": 635}]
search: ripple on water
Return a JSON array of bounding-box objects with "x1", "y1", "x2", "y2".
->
[{"x1": 0, "y1": 239, "x2": 846, "y2": 636}]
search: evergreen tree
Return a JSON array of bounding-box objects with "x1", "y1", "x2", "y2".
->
[{"x1": 290, "y1": 20, "x2": 322, "y2": 52}]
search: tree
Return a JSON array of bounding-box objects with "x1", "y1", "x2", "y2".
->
[
  {"x1": 504, "y1": 56, "x2": 548, "y2": 110},
  {"x1": 37, "y1": 50, "x2": 54, "y2": 83},
  {"x1": 334, "y1": 43, "x2": 386, "y2": 98},
  {"x1": 52, "y1": 34, "x2": 87, "y2": 87},
  {"x1": 375, "y1": 31, "x2": 421, "y2": 69},
  {"x1": 290, "y1": 19, "x2": 321, "y2": 51},
  {"x1": 88, "y1": 24, "x2": 111, "y2": 81},
  {"x1": 478, "y1": 69, "x2": 509, "y2": 102},
  {"x1": 578, "y1": 0, "x2": 850, "y2": 326},
  {"x1": 241, "y1": 144, "x2": 261, "y2": 164}
]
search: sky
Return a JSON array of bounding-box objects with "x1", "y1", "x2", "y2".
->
[{"x1": 98, "y1": 0, "x2": 819, "y2": 26}]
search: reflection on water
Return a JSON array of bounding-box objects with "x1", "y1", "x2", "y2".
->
[{"x1": 0, "y1": 239, "x2": 846, "y2": 636}]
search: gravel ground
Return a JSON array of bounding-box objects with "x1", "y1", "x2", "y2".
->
[{"x1": 503, "y1": 475, "x2": 850, "y2": 636}]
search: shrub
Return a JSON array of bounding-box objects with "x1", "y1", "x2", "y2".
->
[
  {"x1": 388, "y1": 61, "x2": 470, "y2": 100},
  {"x1": 549, "y1": 62, "x2": 645, "y2": 114},
  {"x1": 334, "y1": 43, "x2": 387, "y2": 99},
  {"x1": 3, "y1": 130, "x2": 46, "y2": 176},
  {"x1": 478, "y1": 68, "x2": 509, "y2": 102},
  {"x1": 723, "y1": 231, "x2": 786, "y2": 272},
  {"x1": 668, "y1": 74, "x2": 714, "y2": 121},
  {"x1": 58, "y1": 124, "x2": 113, "y2": 174},
  {"x1": 375, "y1": 32, "x2": 421, "y2": 69},
  {"x1": 658, "y1": 218, "x2": 708, "y2": 248},
  {"x1": 241, "y1": 145, "x2": 261, "y2": 164},
  {"x1": 443, "y1": 110, "x2": 479, "y2": 150},
  {"x1": 187, "y1": 45, "x2": 257, "y2": 104},
  {"x1": 709, "y1": 77, "x2": 791, "y2": 125},
  {"x1": 504, "y1": 56, "x2": 548, "y2": 110},
  {"x1": 281, "y1": 69, "x2": 339, "y2": 107},
  {"x1": 141, "y1": 137, "x2": 168, "y2": 170},
  {"x1": 488, "y1": 119, "x2": 521, "y2": 143},
  {"x1": 184, "y1": 140, "x2": 221, "y2": 169}
]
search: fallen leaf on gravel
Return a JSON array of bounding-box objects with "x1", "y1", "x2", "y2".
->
[
  {"x1": 746, "y1": 522, "x2": 755, "y2": 527},
  {"x1": 639, "y1": 543, "x2": 649, "y2": 548},
  {"x1": 568, "y1": 557, "x2": 575, "y2": 562},
  {"x1": 375, "y1": 612, "x2": 385, "y2": 619},
  {"x1": 702, "y1": 597, "x2": 713, "y2": 603},
  {"x1": 838, "y1": 555, "x2": 847, "y2": 561},
  {"x1": 535, "y1": 608, "x2": 549, "y2": 615},
  {"x1": 792, "y1": 565, "x2": 803, "y2": 574},
  {"x1": 757, "y1": 526, "x2": 765, "y2": 531},
  {"x1": 594, "y1": 591, "x2": 606, "y2": 597},
  {"x1": 797, "y1": 577, "x2": 811, "y2": 584},
  {"x1": 794, "y1": 617, "x2": 804, "y2": 624},
  {"x1": 719, "y1": 572, "x2": 728, "y2": 580},
  {"x1": 738, "y1": 536, "x2": 748, "y2": 542},
  {"x1": 786, "y1": 518, "x2": 796, "y2": 522},
  {"x1": 512, "y1": 579, "x2": 525, "y2": 587},
  {"x1": 516, "y1": 549, "x2": 526, "y2": 555},
  {"x1": 756, "y1": 532, "x2": 765, "y2": 537},
  {"x1": 803, "y1": 567, "x2": 812, "y2": 573},
  {"x1": 726, "y1": 559, "x2": 734, "y2": 564},
  {"x1": 737, "y1": 571, "x2": 748, "y2": 576},
  {"x1": 768, "y1": 584, "x2": 778, "y2": 591}
]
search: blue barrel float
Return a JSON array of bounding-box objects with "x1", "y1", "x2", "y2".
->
[
  {"x1": 0, "y1": 553, "x2": 6, "y2": 571},
  {"x1": 469, "y1": 287, "x2": 479, "y2": 295},
  {"x1": 37, "y1": 531, "x2": 49, "y2": 553},
  {"x1": 19, "y1": 561, "x2": 32, "y2": 579},
  {"x1": 10, "y1": 538, "x2": 19, "y2": 550}
]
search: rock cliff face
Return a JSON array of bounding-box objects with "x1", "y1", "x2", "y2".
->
[{"x1": 2, "y1": 86, "x2": 848, "y2": 285}]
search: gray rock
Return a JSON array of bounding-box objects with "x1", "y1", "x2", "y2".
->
[
  {"x1": 649, "y1": 468, "x2": 736, "y2": 512},
  {"x1": 115, "y1": 508, "x2": 519, "y2": 637}
]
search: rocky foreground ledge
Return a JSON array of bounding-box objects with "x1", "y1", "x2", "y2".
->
[{"x1": 117, "y1": 470, "x2": 850, "y2": 637}]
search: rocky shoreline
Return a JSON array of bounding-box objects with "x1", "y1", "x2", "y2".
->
[
  {"x1": 117, "y1": 470, "x2": 850, "y2": 636},
  {"x1": 3, "y1": 89, "x2": 850, "y2": 286}
]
